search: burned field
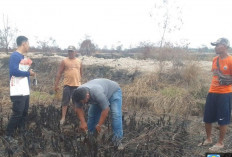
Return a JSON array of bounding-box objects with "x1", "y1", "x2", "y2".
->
[
  {"x1": 1, "y1": 56, "x2": 232, "y2": 156},
  {"x1": 0, "y1": 105, "x2": 190, "y2": 157}
]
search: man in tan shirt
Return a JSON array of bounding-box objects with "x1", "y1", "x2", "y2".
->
[{"x1": 55, "y1": 45, "x2": 82, "y2": 125}]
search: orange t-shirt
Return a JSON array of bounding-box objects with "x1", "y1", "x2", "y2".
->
[
  {"x1": 63, "y1": 58, "x2": 82, "y2": 86},
  {"x1": 209, "y1": 56, "x2": 232, "y2": 93}
]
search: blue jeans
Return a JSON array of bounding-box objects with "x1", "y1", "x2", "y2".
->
[{"x1": 87, "y1": 88, "x2": 123, "y2": 143}]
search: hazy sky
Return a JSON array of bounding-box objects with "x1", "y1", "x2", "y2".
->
[{"x1": 0, "y1": 0, "x2": 232, "y2": 49}]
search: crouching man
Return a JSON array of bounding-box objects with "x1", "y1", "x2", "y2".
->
[{"x1": 72, "y1": 78, "x2": 123, "y2": 148}]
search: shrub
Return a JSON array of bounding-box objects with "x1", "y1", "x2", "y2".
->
[
  {"x1": 123, "y1": 61, "x2": 209, "y2": 117},
  {"x1": 151, "y1": 87, "x2": 196, "y2": 116}
]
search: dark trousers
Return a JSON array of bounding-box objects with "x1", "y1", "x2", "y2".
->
[{"x1": 6, "y1": 95, "x2": 29, "y2": 136}]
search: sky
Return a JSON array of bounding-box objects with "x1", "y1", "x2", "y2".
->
[{"x1": 0, "y1": 0, "x2": 232, "y2": 49}]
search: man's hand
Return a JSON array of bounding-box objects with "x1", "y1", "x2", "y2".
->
[
  {"x1": 80, "y1": 122, "x2": 88, "y2": 132},
  {"x1": 54, "y1": 60, "x2": 65, "y2": 92},
  {"x1": 75, "y1": 107, "x2": 87, "y2": 132},
  {"x1": 96, "y1": 124, "x2": 101, "y2": 134},
  {"x1": 29, "y1": 69, "x2": 36, "y2": 76},
  {"x1": 96, "y1": 107, "x2": 109, "y2": 132}
]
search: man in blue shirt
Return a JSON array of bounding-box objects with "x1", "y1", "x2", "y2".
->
[{"x1": 5, "y1": 36, "x2": 35, "y2": 144}]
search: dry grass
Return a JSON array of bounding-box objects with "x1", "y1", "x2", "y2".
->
[
  {"x1": 140, "y1": 46, "x2": 191, "y2": 64},
  {"x1": 30, "y1": 91, "x2": 56, "y2": 105},
  {"x1": 123, "y1": 61, "x2": 209, "y2": 117},
  {"x1": 0, "y1": 55, "x2": 210, "y2": 118},
  {"x1": 2, "y1": 53, "x2": 230, "y2": 156},
  {"x1": 151, "y1": 87, "x2": 196, "y2": 116},
  {"x1": 122, "y1": 74, "x2": 157, "y2": 111}
]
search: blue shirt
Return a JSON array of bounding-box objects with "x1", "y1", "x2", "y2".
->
[{"x1": 9, "y1": 52, "x2": 30, "y2": 82}]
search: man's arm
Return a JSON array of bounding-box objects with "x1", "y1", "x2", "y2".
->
[
  {"x1": 10, "y1": 55, "x2": 30, "y2": 77},
  {"x1": 75, "y1": 107, "x2": 88, "y2": 131},
  {"x1": 94, "y1": 92, "x2": 110, "y2": 126},
  {"x1": 98, "y1": 107, "x2": 110, "y2": 126},
  {"x1": 80, "y1": 62, "x2": 83, "y2": 78},
  {"x1": 96, "y1": 107, "x2": 110, "y2": 133},
  {"x1": 54, "y1": 60, "x2": 65, "y2": 92},
  {"x1": 91, "y1": 90, "x2": 111, "y2": 133}
]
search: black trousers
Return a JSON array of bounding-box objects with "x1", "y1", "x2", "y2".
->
[{"x1": 6, "y1": 95, "x2": 29, "y2": 136}]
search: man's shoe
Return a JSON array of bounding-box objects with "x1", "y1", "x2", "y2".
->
[
  {"x1": 4, "y1": 136, "x2": 18, "y2": 144},
  {"x1": 117, "y1": 143, "x2": 124, "y2": 150},
  {"x1": 113, "y1": 140, "x2": 124, "y2": 150}
]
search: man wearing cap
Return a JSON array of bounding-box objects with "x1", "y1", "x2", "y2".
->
[
  {"x1": 55, "y1": 45, "x2": 82, "y2": 125},
  {"x1": 72, "y1": 78, "x2": 123, "y2": 149},
  {"x1": 198, "y1": 38, "x2": 232, "y2": 151}
]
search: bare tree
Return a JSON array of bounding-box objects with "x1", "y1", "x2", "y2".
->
[
  {"x1": 116, "y1": 41, "x2": 123, "y2": 53},
  {"x1": 150, "y1": 0, "x2": 183, "y2": 47},
  {"x1": 0, "y1": 15, "x2": 18, "y2": 54},
  {"x1": 79, "y1": 39, "x2": 96, "y2": 56},
  {"x1": 138, "y1": 41, "x2": 154, "y2": 59},
  {"x1": 36, "y1": 37, "x2": 59, "y2": 53}
]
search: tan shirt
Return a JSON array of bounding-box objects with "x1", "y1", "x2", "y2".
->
[{"x1": 63, "y1": 58, "x2": 82, "y2": 86}]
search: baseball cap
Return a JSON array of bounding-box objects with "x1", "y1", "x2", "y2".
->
[
  {"x1": 211, "y1": 38, "x2": 230, "y2": 47},
  {"x1": 67, "y1": 45, "x2": 76, "y2": 51}
]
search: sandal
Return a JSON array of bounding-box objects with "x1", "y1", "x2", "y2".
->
[
  {"x1": 209, "y1": 144, "x2": 224, "y2": 151},
  {"x1": 60, "y1": 119, "x2": 65, "y2": 125},
  {"x1": 198, "y1": 140, "x2": 212, "y2": 146}
]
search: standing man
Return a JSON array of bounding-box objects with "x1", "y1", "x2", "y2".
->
[
  {"x1": 55, "y1": 45, "x2": 82, "y2": 125},
  {"x1": 5, "y1": 36, "x2": 35, "y2": 143},
  {"x1": 72, "y1": 78, "x2": 123, "y2": 148},
  {"x1": 198, "y1": 38, "x2": 232, "y2": 151}
]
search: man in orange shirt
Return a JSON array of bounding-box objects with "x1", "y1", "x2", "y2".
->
[
  {"x1": 55, "y1": 46, "x2": 82, "y2": 125},
  {"x1": 198, "y1": 38, "x2": 232, "y2": 151}
]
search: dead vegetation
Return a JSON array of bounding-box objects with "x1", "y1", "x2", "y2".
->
[
  {"x1": 1, "y1": 50, "x2": 231, "y2": 156},
  {"x1": 123, "y1": 61, "x2": 209, "y2": 117},
  {"x1": 0, "y1": 105, "x2": 192, "y2": 157}
]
